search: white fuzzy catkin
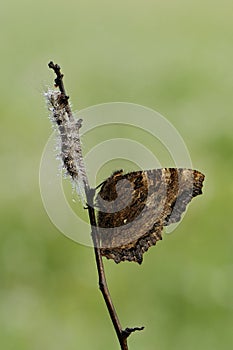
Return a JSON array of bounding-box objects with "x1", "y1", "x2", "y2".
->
[{"x1": 45, "y1": 89, "x2": 87, "y2": 203}]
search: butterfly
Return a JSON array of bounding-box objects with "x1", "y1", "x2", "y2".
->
[{"x1": 96, "y1": 168, "x2": 205, "y2": 264}]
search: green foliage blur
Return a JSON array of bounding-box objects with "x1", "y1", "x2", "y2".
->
[{"x1": 1, "y1": 1, "x2": 233, "y2": 349}]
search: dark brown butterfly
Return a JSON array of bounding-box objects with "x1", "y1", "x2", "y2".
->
[{"x1": 96, "y1": 168, "x2": 205, "y2": 264}]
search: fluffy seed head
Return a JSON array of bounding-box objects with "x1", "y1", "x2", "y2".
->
[{"x1": 45, "y1": 89, "x2": 86, "y2": 203}]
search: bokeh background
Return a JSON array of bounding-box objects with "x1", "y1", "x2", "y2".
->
[{"x1": 1, "y1": 1, "x2": 233, "y2": 349}]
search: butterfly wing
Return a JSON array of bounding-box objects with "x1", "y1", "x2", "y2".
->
[{"x1": 96, "y1": 168, "x2": 204, "y2": 264}]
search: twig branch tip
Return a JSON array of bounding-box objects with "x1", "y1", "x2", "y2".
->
[{"x1": 122, "y1": 326, "x2": 145, "y2": 339}]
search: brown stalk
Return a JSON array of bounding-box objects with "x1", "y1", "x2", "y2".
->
[{"x1": 48, "y1": 61, "x2": 144, "y2": 350}]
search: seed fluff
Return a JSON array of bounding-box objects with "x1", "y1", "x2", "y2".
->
[{"x1": 44, "y1": 88, "x2": 86, "y2": 203}]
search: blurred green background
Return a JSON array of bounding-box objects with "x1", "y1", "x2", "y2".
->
[{"x1": 1, "y1": 0, "x2": 233, "y2": 349}]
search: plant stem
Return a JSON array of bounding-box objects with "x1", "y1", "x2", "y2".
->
[
  {"x1": 48, "y1": 61, "x2": 144, "y2": 350},
  {"x1": 86, "y1": 190, "x2": 128, "y2": 350}
]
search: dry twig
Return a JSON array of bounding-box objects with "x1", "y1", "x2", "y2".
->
[{"x1": 46, "y1": 61, "x2": 144, "y2": 350}]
